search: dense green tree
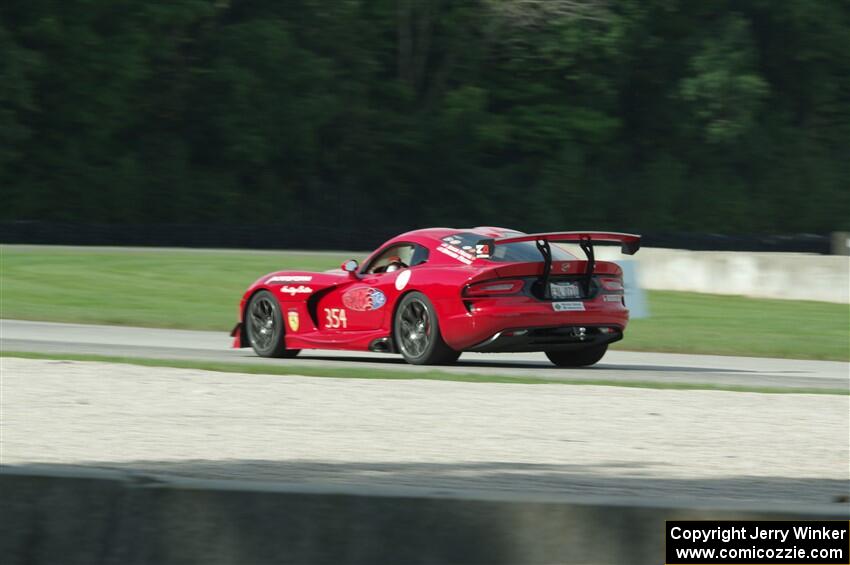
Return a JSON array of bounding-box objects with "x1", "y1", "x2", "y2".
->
[{"x1": 2, "y1": 0, "x2": 848, "y2": 235}]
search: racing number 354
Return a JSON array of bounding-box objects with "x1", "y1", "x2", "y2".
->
[{"x1": 324, "y1": 308, "x2": 347, "y2": 329}]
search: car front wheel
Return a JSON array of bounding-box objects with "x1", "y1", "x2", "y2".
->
[
  {"x1": 394, "y1": 292, "x2": 459, "y2": 365},
  {"x1": 245, "y1": 290, "x2": 301, "y2": 358}
]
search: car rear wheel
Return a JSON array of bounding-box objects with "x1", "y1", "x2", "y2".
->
[
  {"x1": 546, "y1": 344, "x2": 608, "y2": 367},
  {"x1": 245, "y1": 290, "x2": 301, "y2": 358},
  {"x1": 394, "y1": 292, "x2": 459, "y2": 365}
]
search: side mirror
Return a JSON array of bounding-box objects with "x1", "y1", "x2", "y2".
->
[{"x1": 342, "y1": 259, "x2": 359, "y2": 276}]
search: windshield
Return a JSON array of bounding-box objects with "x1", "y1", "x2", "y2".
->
[{"x1": 443, "y1": 233, "x2": 576, "y2": 263}]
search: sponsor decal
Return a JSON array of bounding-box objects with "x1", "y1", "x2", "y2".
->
[
  {"x1": 287, "y1": 310, "x2": 300, "y2": 332},
  {"x1": 439, "y1": 236, "x2": 478, "y2": 263},
  {"x1": 552, "y1": 301, "x2": 585, "y2": 312},
  {"x1": 475, "y1": 243, "x2": 492, "y2": 258},
  {"x1": 395, "y1": 269, "x2": 411, "y2": 291},
  {"x1": 437, "y1": 243, "x2": 473, "y2": 265},
  {"x1": 560, "y1": 263, "x2": 570, "y2": 272},
  {"x1": 342, "y1": 287, "x2": 387, "y2": 311},
  {"x1": 603, "y1": 294, "x2": 623, "y2": 302},
  {"x1": 267, "y1": 275, "x2": 312, "y2": 283},
  {"x1": 371, "y1": 290, "x2": 387, "y2": 309},
  {"x1": 279, "y1": 285, "x2": 313, "y2": 296}
]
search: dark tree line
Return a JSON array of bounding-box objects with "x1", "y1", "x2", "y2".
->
[{"x1": 2, "y1": 0, "x2": 849, "y2": 234}]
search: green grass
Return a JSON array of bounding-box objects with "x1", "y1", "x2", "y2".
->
[
  {"x1": 3, "y1": 351, "x2": 846, "y2": 395},
  {"x1": 614, "y1": 291, "x2": 849, "y2": 361},
  {"x1": 0, "y1": 246, "x2": 353, "y2": 330},
  {"x1": 1, "y1": 245, "x2": 848, "y2": 361}
]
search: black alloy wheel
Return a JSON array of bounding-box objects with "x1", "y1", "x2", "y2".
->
[
  {"x1": 394, "y1": 292, "x2": 459, "y2": 365},
  {"x1": 245, "y1": 290, "x2": 300, "y2": 358}
]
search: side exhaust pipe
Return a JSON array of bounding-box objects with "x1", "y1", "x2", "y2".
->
[{"x1": 368, "y1": 337, "x2": 394, "y2": 353}]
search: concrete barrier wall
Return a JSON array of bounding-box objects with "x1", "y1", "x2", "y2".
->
[
  {"x1": 2, "y1": 467, "x2": 847, "y2": 565},
  {"x1": 593, "y1": 247, "x2": 850, "y2": 303}
]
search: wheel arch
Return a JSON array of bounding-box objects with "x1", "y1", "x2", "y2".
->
[
  {"x1": 390, "y1": 287, "x2": 460, "y2": 364},
  {"x1": 389, "y1": 287, "x2": 458, "y2": 354}
]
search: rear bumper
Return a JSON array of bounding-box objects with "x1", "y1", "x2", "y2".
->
[
  {"x1": 467, "y1": 325, "x2": 622, "y2": 353},
  {"x1": 438, "y1": 296, "x2": 629, "y2": 351}
]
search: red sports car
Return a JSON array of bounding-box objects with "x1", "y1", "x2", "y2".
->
[{"x1": 232, "y1": 227, "x2": 640, "y2": 366}]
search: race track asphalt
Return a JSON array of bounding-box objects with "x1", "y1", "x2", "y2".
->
[
  {"x1": 2, "y1": 319, "x2": 847, "y2": 391},
  {"x1": 3, "y1": 319, "x2": 849, "y2": 509}
]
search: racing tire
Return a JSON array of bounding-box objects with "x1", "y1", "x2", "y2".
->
[
  {"x1": 545, "y1": 344, "x2": 608, "y2": 367},
  {"x1": 394, "y1": 291, "x2": 460, "y2": 365},
  {"x1": 245, "y1": 290, "x2": 301, "y2": 358}
]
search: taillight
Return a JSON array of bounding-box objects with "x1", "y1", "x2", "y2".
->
[
  {"x1": 600, "y1": 278, "x2": 624, "y2": 291},
  {"x1": 464, "y1": 279, "x2": 524, "y2": 297}
]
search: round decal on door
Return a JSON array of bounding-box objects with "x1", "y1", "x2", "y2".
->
[
  {"x1": 342, "y1": 287, "x2": 387, "y2": 311},
  {"x1": 395, "y1": 270, "x2": 411, "y2": 291}
]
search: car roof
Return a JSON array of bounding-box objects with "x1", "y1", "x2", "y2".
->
[{"x1": 388, "y1": 226, "x2": 523, "y2": 247}]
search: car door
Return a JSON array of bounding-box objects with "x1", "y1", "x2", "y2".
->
[{"x1": 315, "y1": 243, "x2": 420, "y2": 332}]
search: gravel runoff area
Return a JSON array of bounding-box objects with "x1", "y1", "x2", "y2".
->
[{"x1": 2, "y1": 358, "x2": 848, "y2": 506}]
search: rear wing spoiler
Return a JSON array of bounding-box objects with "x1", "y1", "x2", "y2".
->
[
  {"x1": 475, "y1": 231, "x2": 641, "y2": 299},
  {"x1": 475, "y1": 231, "x2": 640, "y2": 258}
]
